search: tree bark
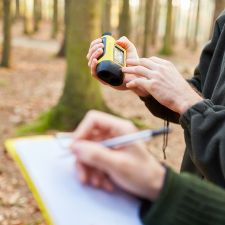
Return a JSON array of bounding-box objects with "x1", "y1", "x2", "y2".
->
[
  {"x1": 151, "y1": 0, "x2": 160, "y2": 46},
  {"x1": 33, "y1": 0, "x2": 42, "y2": 32},
  {"x1": 57, "y1": 0, "x2": 68, "y2": 57},
  {"x1": 160, "y1": 0, "x2": 173, "y2": 55},
  {"x1": 52, "y1": 0, "x2": 58, "y2": 39},
  {"x1": 15, "y1": 0, "x2": 20, "y2": 20},
  {"x1": 1, "y1": 0, "x2": 12, "y2": 67},
  {"x1": 101, "y1": 0, "x2": 111, "y2": 33},
  {"x1": 142, "y1": 0, "x2": 154, "y2": 57},
  {"x1": 213, "y1": 0, "x2": 225, "y2": 22},
  {"x1": 119, "y1": 0, "x2": 131, "y2": 38},
  {"x1": 23, "y1": 0, "x2": 33, "y2": 35},
  {"x1": 185, "y1": 0, "x2": 193, "y2": 47},
  {"x1": 50, "y1": 0, "x2": 107, "y2": 130},
  {"x1": 192, "y1": 0, "x2": 201, "y2": 51}
]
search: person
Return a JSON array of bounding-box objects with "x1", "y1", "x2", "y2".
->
[
  {"x1": 71, "y1": 110, "x2": 225, "y2": 225},
  {"x1": 86, "y1": 10, "x2": 225, "y2": 188}
]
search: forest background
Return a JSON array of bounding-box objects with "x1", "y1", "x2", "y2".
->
[{"x1": 0, "y1": 0, "x2": 224, "y2": 224}]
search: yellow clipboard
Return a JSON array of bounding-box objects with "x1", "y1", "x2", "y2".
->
[{"x1": 5, "y1": 136, "x2": 54, "y2": 225}]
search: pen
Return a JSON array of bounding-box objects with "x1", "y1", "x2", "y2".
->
[{"x1": 55, "y1": 127, "x2": 171, "y2": 149}]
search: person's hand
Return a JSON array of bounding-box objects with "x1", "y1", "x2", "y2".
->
[
  {"x1": 123, "y1": 57, "x2": 203, "y2": 114},
  {"x1": 87, "y1": 37, "x2": 149, "y2": 96},
  {"x1": 72, "y1": 110, "x2": 138, "y2": 192},
  {"x1": 73, "y1": 110, "x2": 137, "y2": 141},
  {"x1": 71, "y1": 139, "x2": 166, "y2": 201}
]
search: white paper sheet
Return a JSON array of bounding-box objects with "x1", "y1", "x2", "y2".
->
[{"x1": 14, "y1": 138, "x2": 142, "y2": 225}]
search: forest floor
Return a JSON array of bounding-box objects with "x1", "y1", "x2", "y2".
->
[{"x1": 0, "y1": 22, "x2": 201, "y2": 225}]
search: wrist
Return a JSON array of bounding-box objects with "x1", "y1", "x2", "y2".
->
[
  {"x1": 177, "y1": 94, "x2": 203, "y2": 115},
  {"x1": 147, "y1": 165, "x2": 166, "y2": 201}
]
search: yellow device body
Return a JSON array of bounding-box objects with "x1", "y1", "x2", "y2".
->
[{"x1": 96, "y1": 34, "x2": 127, "y2": 86}]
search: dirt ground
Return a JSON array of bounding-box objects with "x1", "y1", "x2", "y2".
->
[{"x1": 0, "y1": 22, "x2": 201, "y2": 225}]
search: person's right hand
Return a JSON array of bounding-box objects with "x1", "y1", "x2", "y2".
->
[
  {"x1": 71, "y1": 110, "x2": 166, "y2": 201},
  {"x1": 72, "y1": 110, "x2": 138, "y2": 192},
  {"x1": 87, "y1": 36, "x2": 149, "y2": 96}
]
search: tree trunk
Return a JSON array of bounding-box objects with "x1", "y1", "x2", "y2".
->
[
  {"x1": 160, "y1": 0, "x2": 173, "y2": 55},
  {"x1": 135, "y1": 0, "x2": 145, "y2": 47},
  {"x1": 57, "y1": 0, "x2": 68, "y2": 57},
  {"x1": 0, "y1": 0, "x2": 2, "y2": 19},
  {"x1": 23, "y1": 0, "x2": 33, "y2": 35},
  {"x1": 119, "y1": 0, "x2": 131, "y2": 38},
  {"x1": 185, "y1": 0, "x2": 193, "y2": 47},
  {"x1": 15, "y1": 0, "x2": 20, "y2": 20},
  {"x1": 1, "y1": 0, "x2": 12, "y2": 67},
  {"x1": 52, "y1": 0, "x2": 58, "y2": 39},
  {"x1": 142, "y1": 0, "x2": 154, "y2": 57},
  {"x1": 209, "y1": 0, "x2": 225, "y2": 37},
  {"x1": 101, "y1": 0, "x2": 111, "y2": 33},
  {"x1": 192, "y1": 0, "x2": 201, "y2": 51},
  {"x1": 49, "y1": 0, "x2": 107, "y2": 130},
  {"x1": 213, "y1": 0, "x2": 225, "y2": 22},
  {"x1": 33, "y1": 0, "x2": 42, "y2": 32},
  {"x1": 151, "y1": 0, "x2": 160, "y2": 46},
  {"x1": 172, "y1": 5, "x2": 179, "y2": 44}
]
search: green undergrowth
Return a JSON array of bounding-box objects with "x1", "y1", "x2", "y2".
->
[{"x1": 16, "y1": 108, "x2": 148, "y2": 136}]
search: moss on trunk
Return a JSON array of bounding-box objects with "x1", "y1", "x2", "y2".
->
[
  {"x1": 1, "y1": 0, "x2": 11, "y2": 67},
  {"x1": 18, "y1": 0, "x2": 109, "y2": 133}
]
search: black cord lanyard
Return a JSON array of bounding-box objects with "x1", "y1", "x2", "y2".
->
[{"x1": 162, "y1": 118, "x2": 169, "y2": 160}]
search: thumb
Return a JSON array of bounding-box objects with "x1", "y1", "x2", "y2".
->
[
  {"x1": 116, "y1": 36, "x2": 131, "y2": 49},
  {"x1": 71, "y1": 141, "x2": 118, "y2": 173},
  {"x1": 126, "y1": 78, "x2": 150, "y2": 90}
]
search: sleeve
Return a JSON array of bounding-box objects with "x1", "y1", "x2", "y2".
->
[
  {"x1": 141, "y1": 168, "x2": 225, "y2": 225},
  {"x1": 180, "y1": 99, "x2": 225, "y2": 186},
  {"x1": 140, "y1": 95, "x2": 180, "y2": 124},
  {"x1": 139, "y1": 14, "x2": 223, "y2": 124},
  {"x1": 188, "y1": 18, "x2": 222, "y2": 92}
]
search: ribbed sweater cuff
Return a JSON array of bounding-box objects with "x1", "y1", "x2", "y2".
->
[
  {"x1": 179, "y1": 99, "x2": 214, "y2": 130},
  {"x1": 142, "y1": 168, "x2": 225, "y2": 225}
]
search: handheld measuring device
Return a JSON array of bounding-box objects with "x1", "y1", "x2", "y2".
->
[{"x1": 96, "y1": 33, "x2": 127, "y2": 86}]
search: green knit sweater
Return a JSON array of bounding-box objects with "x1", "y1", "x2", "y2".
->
[{"x1": 141, "y1": 169, "x2": 225, "y2": 225}]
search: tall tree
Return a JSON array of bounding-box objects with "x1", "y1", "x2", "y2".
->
[
  {"x1": 135, "y1": 0, "x2": 145, "y2": 47},
  {"x1": 213, "y1": 0, "x2": 225, "y2": 22},
  {"x1": 0, "y1": 0, "x2": 2, "y2": 18},
  {"x1": 119, "y1": 0, "x2": 131, "y2": 38},
  {"x1": 192, "y1": 0, "x2": 201, "y2": 51},
  {"x1": 57, "y1": 0, "x2": 69, "y2": 57},
  {"x1": 142, "y1": 0, "x2": 154, "y2": 57},
  {"x1": 101, "y1": 0, "x2": 112, "y2": 33},
  {"x1": 15, "y1": 0, "x2": 20, "y2": 20},
  {"x1": 52, "y1": 0, "x2": 58, "y2": 39},
  {"x1": 209, "y1": 0, "x2": 225, "y2": 37},
  {"x1": 1, "y1": 0, "x2": 12, "y2": 67},
  {"x1": 33, "y1": 0, "x2": 42, "y2": 32},
  {"x1": 47, "y1": 0, "x2": 108, "y2": 130},
  {"x1": 151, "y1": 0, "x2": 160, "y2": 46},
  {"x1": 185, "y1": 0, "x2": 193, "y2": 47},
  {"x1": 23, "y1": 0, "x2": 33, "y2": 34},
  {"x1": 160, "y1": 0, "x2": 173, "y2": 55}
]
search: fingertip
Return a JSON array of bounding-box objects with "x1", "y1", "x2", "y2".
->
[
  {"x1": 103, "y1": 179, "x2": 115, "y2": 192},
  {"x1": 76, "y1": 162, "x2": 88, "y2": 184},
  {"x1": 91, "y1": 176, "x2": 101, "y2": 188},
  {"x1": 126, "y1": 81, "x2": 135, "y2": 88}
]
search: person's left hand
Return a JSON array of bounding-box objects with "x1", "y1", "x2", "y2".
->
[{"x1": 123, "y1": 57, "x2": 203, "y2": 114}]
